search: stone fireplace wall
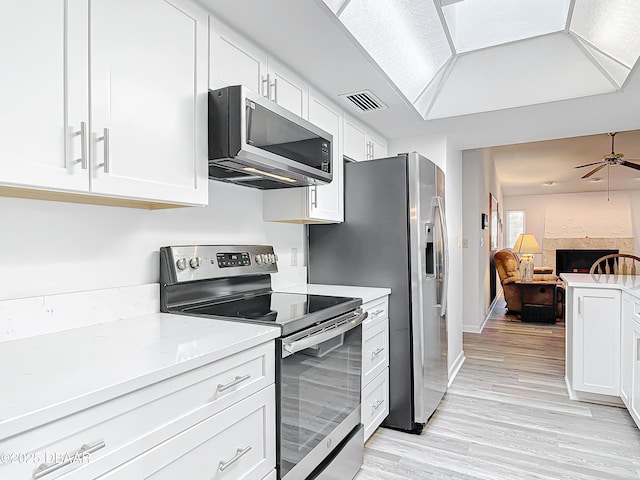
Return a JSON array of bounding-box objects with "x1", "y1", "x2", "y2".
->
[{"x1": 542, "y1": 237, "x2": 635, "y2": 272}]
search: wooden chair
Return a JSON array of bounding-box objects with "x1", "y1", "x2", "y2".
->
[{"x1": 589, "y1": 253, "x2": 640, "y2": 275}]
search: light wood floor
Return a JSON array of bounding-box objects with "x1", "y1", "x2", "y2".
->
[{"x1": 355, "y1": 299, "x2": 640, "y2": 479}]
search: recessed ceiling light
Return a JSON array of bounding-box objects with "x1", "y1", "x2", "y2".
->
[
  {"x1": 543, "y1": 181, "x2": 555, "y2": 186},
  {"x1": 590, "y1": 177, "x2": 602, "y2": 182}
]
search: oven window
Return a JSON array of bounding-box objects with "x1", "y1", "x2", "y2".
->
[
  {"x1": 279, "y1": 324, "x2": 362, "y2": 478},
  {"x1": 246, "y1": 102, "x2": 331, "y2": 172}
]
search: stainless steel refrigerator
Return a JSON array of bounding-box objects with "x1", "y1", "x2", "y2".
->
[{"x1": 308, "y1": 152, "x2": 448, "y2": 432}]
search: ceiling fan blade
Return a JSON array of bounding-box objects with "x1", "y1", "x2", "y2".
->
[
  {"x1": 581, "y1": 163, "x2": 607, "y2": 179},
  {"x1": 575, "y1": 161, "x2": 605, "y2": 169},
  {"x1": 620, "y1": 160, "x2": 640, "y2": 171}
]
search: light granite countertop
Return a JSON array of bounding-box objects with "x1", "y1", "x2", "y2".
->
[
  {"x1": 0, "y1": 313, "x2": 279, "y2": 440},
  {"x1": 560, "y1": 273, "x2": 640, "y2": 298}
]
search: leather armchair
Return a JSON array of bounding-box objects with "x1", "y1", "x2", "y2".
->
[{"x1": 493, "y1": 249, "x2": 565, "y2": 318}]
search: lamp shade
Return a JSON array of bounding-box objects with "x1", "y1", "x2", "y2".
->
[{"x1": 512, "y1": 233, "x2": 541, "y2": 254}]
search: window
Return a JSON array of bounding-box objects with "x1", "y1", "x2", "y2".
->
[{"x1": 506, "y1": 210, "x2": 525, "y2": 249}]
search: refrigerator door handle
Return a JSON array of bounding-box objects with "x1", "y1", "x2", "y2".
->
[{"x1": 434, "y1": 196, "x2": 449, "y2": 317}]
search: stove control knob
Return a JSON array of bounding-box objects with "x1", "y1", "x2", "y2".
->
[
  {"x1": 269, "y1": 254, "x2": 276, "y2": 263},
  {"x1": 189, "y1": 257, "x2": 202, "y2": 269},
  {"x1": 176, "y1": 258, "x2": 188, "y2": 271},
  {"x1": 255, "y1": 254, "x2": 263, "y2": 265},
  {"x1": 274, "y1": 253, "x2": 278, "y2": 263},
  {"x1": 262, "y1": 254, "x2": 269, "y2": 264}
]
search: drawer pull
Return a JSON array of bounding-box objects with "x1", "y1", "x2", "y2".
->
[
  {"x1": 371, "y1": 347, "x2": 385, "y2": 358},
  {"x1": 371, "y1": 399, "x2": 384, "y2": 411},
  {"x1": 371, "y1": 309, "x2": 384, "y2": 318},
  {"x1": 33, "y1": 439, "x2": 105, "y2": 479},
  {"x1": 219, "y1": 445, "x2": 252, "y2": 471},
  {"x1": 217, "y1": 373, "x2": 251, "y2": 392}
]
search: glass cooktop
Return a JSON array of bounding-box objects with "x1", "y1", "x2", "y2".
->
[{"x1": 181, "y1": 292, "x2": 360, "y2": 335}]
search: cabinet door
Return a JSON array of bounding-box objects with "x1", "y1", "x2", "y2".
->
[
  {"x1": 621, "y1": 294, "x2": 633, "y2": 406},
  {"x1": 369, "y1": 134, "x2": 388, "y2": 160},
  {"x1": 209, "y1": 16, "x2": 268, "y2": 95},
  {"x1": 573, "y1": 288, "x2": 621, "y2": 396},
  {"x1": 90, "y1": 0, "x2": 208, "y2": 205},
  {"x1": 267, "y1": 59, "x2": 309, "y2": 119},
  {"x1": 308, "y1": 90, "x2": 343, "y2": 223},
  {"x1": 0, "y1": 0, "x2": 88, "y2": 191},
  {"x1": 632, "y1": 318, "x2": 640, "y2": 426},
  {"x1": 98, "y1": 386, "x2": 275, "y2": 480},
  {"x1": 343, "y1": 117, "x2": 367, "y2": 162}
]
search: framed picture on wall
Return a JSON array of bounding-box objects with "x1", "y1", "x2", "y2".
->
[{"x1": 490, "y1": 194, "x2": 499, "y2": 251}]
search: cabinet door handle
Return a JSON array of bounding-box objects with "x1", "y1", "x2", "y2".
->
[
  {"x1": 97, "y1": 128, "x2": 110, "y2": 173},
  {"x1": 371, "y1": 399, "x2": 384, "y2": 411},
  {"x1": 261, "y1": 74, "x2": 271, "y2": 99},
  {"x1": 271, "y1": 77, "x2": 278, "y2": 103},
  {"x1": 219, "y1": 445, "x2": 252, "y2": 471},
  {"x1": 33, "y1": 440, "x2": 105, "y2": 479},
  {"x1": 637, "y1": 338, "x2": 640, "y2": 362},
  {"x1": 578, "y1": 297, "x2": 583, "y2": 315},
  {"x1": 311, "y1": 185, "x2": 318, "y2": 208},
  {"x1": 371, "y1": 309, "x2": 384, "y2": 317},
  {"x1": 371, "y1": 347, "x2": 384, "y2": 358},
  {"x1": 73, "y1": 122, "x2": 88, "y2": 169},
  {"x1": 217, "y1": 373, "x2": 251, "y2": 392}
]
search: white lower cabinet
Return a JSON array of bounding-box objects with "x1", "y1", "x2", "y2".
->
[
  {"x1": 1, "y1": 342, "x2": 276, "y2": 479},
  {"x1": 571, "y1": 287, "x2": 621, "y2": 396},
  {"x1": 261, "y1": 470, "x2": 277, "y2": 480},
  {"x1": 362, "y1": 369, "x2": 389, "y2": 442},
  {"x1": 624, "y1": 292, "x2": 640, "y2": 428},
  {"x1": 361, "y1": 296, "x2": 389, "y2": 441},
  {"x1": 97, "y1": 386, "x2": 275, "y2": 480}
]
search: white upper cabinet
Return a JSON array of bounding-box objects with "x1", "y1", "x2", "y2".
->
[
  {"x1": 90, "y1": 0, "x2": 208, "y2": 205},
  {"x1": 267, "y1": 59, "x2": 309, "y2": 119},
  {"x1": 343, "y1": 117, "x2": 367, "y2": 162},
  {"x1": 262, "y1": 89, "x2": 343, "y2": 224},
  {"x1": 209, "y1": 18, "x2": 308, "y2": 119},
  {"x1": 0, "y1": 0, "x2": 88, "y2": 192},
  {"x1": 307, "y1": 90, "x2": 343, "y2": 222},
  {"x1": 209, "y1": 16, "x2": 268, "y2": 94},
  {"x1": 343, "y1": 114, "x2": 388, "y2": 162},
  {"x1": 0, "y1": 0, "x2": 208, "y2": 207}
]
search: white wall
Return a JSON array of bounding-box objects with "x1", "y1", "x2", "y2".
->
[
  {"x1": 389, "y1": 135, "x2": 465, "y2": 377},
  {"x1": 503, "y1": 190, "x2": 640, "y2": 258},
  {"x1": 0, "y1": 182, "x2": 306, "y2": 301},
  {"x1": 461, "y1": 149, "x2": 503, "y2": 333}
]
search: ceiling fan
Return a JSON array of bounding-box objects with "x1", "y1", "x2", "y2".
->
[{"x1": 575, "y1": 132, "x2": 640, "y2": 179}]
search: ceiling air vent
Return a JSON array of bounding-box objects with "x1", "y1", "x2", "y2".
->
[{"x1": 339, "y1": 90, "x2": 387, "y2": 113}]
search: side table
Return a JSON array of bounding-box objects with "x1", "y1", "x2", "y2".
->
[{"x1": 515, "y1": 281, "x2": 558, "y2": 323}]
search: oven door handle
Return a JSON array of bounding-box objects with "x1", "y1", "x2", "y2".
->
[{"x1": 282, "y1": 310, "x2": 367, "y2": 358}]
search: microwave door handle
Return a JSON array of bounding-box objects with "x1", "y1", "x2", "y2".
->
[
  {"x1": 246, "y1": 102, "x2": 254, "y2": 145},
  {"x1": 282, "y1": 311, "x2": 367, "y2": 358}
]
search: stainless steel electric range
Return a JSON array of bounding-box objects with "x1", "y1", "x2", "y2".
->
[{"x1": 160, "y1": 245, "x2": 366, "y2": 480}]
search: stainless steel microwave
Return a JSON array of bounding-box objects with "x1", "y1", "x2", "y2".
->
[{"x1": 208, "y1": 85, "x2": 333, "y2": 189}]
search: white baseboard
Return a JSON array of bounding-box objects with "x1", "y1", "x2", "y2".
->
[
  {"x1": 463, "y1": 292, "x2": 504, "y2": 334},
  {"x1": 448, "y1": 350, "x2": 466, "y2": 387}
]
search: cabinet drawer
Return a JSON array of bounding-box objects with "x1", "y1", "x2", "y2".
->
[
  {"x1": 98, "y1": 385, "x2": 275, "y2": 480},
  {"x1": 2, "y1": 342, "x2": 274, "y2": 480},
  {"x1": 363, "y1": 297, "x2": 388, "y2": 325},
  {"x1": 362, "y1": 369, "x2": 389, "y2": 442},
  {"x1": 362, "y1": 316, "x2": 389, "y2": 387}
]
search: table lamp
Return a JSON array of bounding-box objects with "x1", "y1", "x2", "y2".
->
[{"x1": 513, "y1": 233, "x2": 541, "y2": 282}]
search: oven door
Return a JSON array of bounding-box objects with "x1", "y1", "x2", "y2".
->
[{"x1": 277, "y1": 309, "x2": 366, "y2": 480}]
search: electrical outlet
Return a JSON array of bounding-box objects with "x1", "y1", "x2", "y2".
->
[{"x1": 290, "y1": 248, "x2": 298, "y2": 266}]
